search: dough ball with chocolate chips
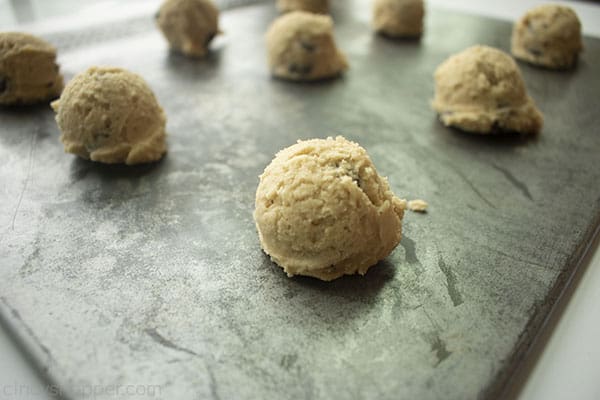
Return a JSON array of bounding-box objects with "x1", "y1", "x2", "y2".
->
[
  {"x1": 511, "y1": 5, "x2": 582, "y2": 70},
  {"x1": 373, "y1": 0, "x2": 425, "y2": 39},
  {"x1": 266, "y1": 11, "x2": 348, "y2": 81},
  {"x1": 254, "y1": 136, "x2": 406, "y2": 281},
  {"x1": 276, "y1": 0, "x2": 329, "y2": 14},
  {"x1": 52, "y1": 67, "x2": 167, "y2": 165},
  {"x1": 0, "y1": 32, "x2": 63, "y2": 106},
  {"x1": 156, "y1": 0, "x2": 220, "y2": 58},
  {"x1": 431, "y1": 45, "x2": 543, "y2": 135}
]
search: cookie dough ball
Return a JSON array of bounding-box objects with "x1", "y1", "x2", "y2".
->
[
  {"x1": 254, "y1": 136, "x2": 406, "y2": 281},
  {"x1": 0, "y1": 32, "x2": 63, "y2": 106},
  {"x1": 511, "y1": 5, "x2": 582, "y2": 70},
  {"x1": 156, "y1": 0, "x2": 220, "y2": 58},
  {"x1": 373, "y1": 0, "x2": 425, "y2": 38},
  {"x1": 52, "y1": 67, "x2": 167, "y2": 165},
  {"x1": 266, "y1": 11, "x2": 348, "y2": 81},
  {"x1": 277, "y1": 0, "x2": 329, "y2": 14},
  {"x1": 431, "y1": 45, "x2": 543, "y2": 135}
]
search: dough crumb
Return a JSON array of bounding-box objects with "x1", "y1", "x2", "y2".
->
[
  {"x1": 0, "y1": 32, "x2": 63, "y2": 106},
  {"x1": 511, "y1": 5, "x2": 582, "y2": 70},
  {"x1": 52, "y1": 67, "x2": 167, "y2": 165},
  {"x1": 266, "y1": 11, "x2": 348, "y2": 81},
  {"x1": 407, "y1": 199, "x2": 428, "y2": 212},
  {"x1": 254, "y1": 136, "x2": 405, "y2": 281},
  {"x1": 431, "y1": 45, "x2": 543, "y2": 135},
  {"x1": 277, "y1": 0, "x2": 329, "y2": 14},
  {"x1": 373, "y1": 0, "x2": 425, "y2": 39},
  {"x1": 156, "y1": 0, "x2": 220, "y2": 58}
]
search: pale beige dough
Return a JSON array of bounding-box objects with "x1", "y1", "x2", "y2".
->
[
  {"x1": 156, "y1": 0, "x2": 220, "y2": 58},
  {"x1": 373, "y1": 0, "x2": 425, "y2": 38},
  {"x1": 266, "y1": 11, "x2": 348, "y2": 81},
  {"x1": 52, "y1": 67, "x2": 167, "y2": 165},
  {"x1": 407, "y1": 199, "x2": 428, "y2": 212},
  {"x1": 277, "y1": 0, "x2": 329, "y2": 14},
  {"x1": 254, "y1": 136, "x2": 406, "y2": 281},
  {"x1": 0, "y1": 32, "x2": 63, "y2": 106},
  {"x1": 511, "y1": 5, "x2": 582, "y2": 70},
  {"x1": 431, "y1": 45, "x2": 543, "y2": 135}
]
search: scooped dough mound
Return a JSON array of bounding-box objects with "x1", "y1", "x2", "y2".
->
[
  {"x1": 431, "y1": 45, "x2": 543, "y2": 135},
  {"x1": 52, "y1": 67, "x2": 167, "y2": 165},
  {"x1": 266, "y1": 11, "x2": 348, "y2": 81},
  {"x1": 156, "y1": 0, "x2": 220, "y2": 58},
  {"x1": 254, "y1": 136, "x2": 406, "y2": 281},
  {"x1": 277, "y1": 0, "x2": 329, "y2": 14},
  {"x1": 511, "y1": 5, "x2": 582, "y2": 70},
  {"x1": 0, "y1": 32, "x2": 63, "y2": 106},
  {"x1": 373, "y1": 0, "x2": 425, "y2": 38}
]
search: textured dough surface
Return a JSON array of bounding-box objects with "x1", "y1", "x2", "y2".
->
[
  {"x1": 0, "y1": 32, "x2": 63, "y2": 105},
  {"x1": 431, "y1": 45, "x2": 543, "y2": 135},
  {"x1": 277, "y1": 0, "x2": 329, "y2": 14},
  {"x1": 266, "y1": 11, "x2": 348, "y2": 81},
  {"x1": 373, "y1": 0, "x2": 425, "y2": 38},
  {"x1": 511, "y1": 5, "x2": 582, "y2": 70},
  {"x1": 156, "y1": 0, "x2": 219, "y2": 57},
  {"x1": 254, "y1": 136, "x2": 406, "y2": 281},
  {"x1": 52, "y1": 67, "x2": 167, "y2": 165}
]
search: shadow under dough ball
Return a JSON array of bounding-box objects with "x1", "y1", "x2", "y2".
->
[
  {"x1": 511, "y1": 4, "x2": 583, "y2": 70},
  {"x1": 372, "y1": 0, "x2": 425, "y2": 39},
  {"x1": 156, "y1": 0, "x2": 220, "y2": 58},
  {"x1": 0, "y1": 32, "x2": 63, "y2": 106},
  {"x1": 431, "y1": 45, "x2": 543, "y2": 135},
  {"x1": 266, "y1": 11, "x2": 348, "y2": 81},
  {"x1": 254, "y1": 136, "x2": 406, "y2": 281},
  {"x1": 276, "y1": 0, "x2": 329, "y2": 14},
  {"x1": 52, "y1": 67, "x2": 167, "y2": 165}
]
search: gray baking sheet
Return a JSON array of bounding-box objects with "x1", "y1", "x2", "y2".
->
[{"x1": 1, "y1": 1, "x2": 600, "y2": 399}]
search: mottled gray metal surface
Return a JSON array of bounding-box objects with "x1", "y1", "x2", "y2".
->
[{"x1": 1, "y1": 1, "x2": 600, "y2": 399}]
